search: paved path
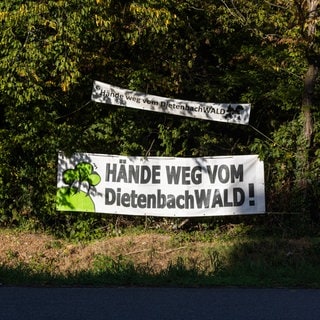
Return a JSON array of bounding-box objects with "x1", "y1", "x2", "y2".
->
[{"x1": 1, "y1": 286, "x2": 320, "y2": 320}]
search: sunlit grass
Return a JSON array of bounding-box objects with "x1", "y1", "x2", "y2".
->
[{"x1": 1, "y1": 237, "x2": 320, "y2": 287}]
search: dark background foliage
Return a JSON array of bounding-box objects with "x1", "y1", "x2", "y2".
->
[{"x1": 1, "y1": 0, "x2": 320, "y2": 234}]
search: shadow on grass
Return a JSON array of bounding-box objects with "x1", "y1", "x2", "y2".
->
[
  {"x1": 2, "y1": 214, "x2": 320, "y2": 288},
  {"x1": 0, "y1": 261, "x2": 210, "y2": 287},
  {"x1": 1, "y1": 242, "x2": 320, "y2": 288}
]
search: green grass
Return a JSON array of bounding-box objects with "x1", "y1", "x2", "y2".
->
[
  {"x1": 1, "y1": 252, "x2": 320, "y2": 288},
  {"x1": 1, "y1": 215, "x2": 320, "y2": 287}
]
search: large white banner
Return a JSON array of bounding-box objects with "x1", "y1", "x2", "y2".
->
[
  {"x1": 91, "y1": 81, "x2": 251, "y2": 125},
  {"x1": 57, "y1": 153, "x2": 265, "y2": 217}
]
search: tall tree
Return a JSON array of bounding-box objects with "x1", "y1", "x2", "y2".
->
[
  {"x1": 219, "y1": 0, "x2": 320, "y2": 214},
  {"x1": 1, "y1": 0, "x2": 319, "y2": 226}
]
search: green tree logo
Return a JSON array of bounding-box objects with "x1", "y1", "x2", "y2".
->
[{"x1": 56, "y1": 162, "x2": 101, "y2": 212}]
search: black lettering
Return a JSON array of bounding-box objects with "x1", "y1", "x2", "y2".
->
[
  {"x1": 125, "y1": 95, "x2": 140, "y2": 103},
  {"x1": 116, "y1": 188, "x2": 121, "y2": 206},
  {"x1": 223, "y1": 189, "x2": 233, "y2": 207},
  {"x1": 121, "y1": 193, "x2": 130, "y2": 207},
  {"x1": 105, "y1": 163, "x2": 117, "y2": 182},
  {"x1": 152, "y1": 166, "x2": 161, "y2": 184},
  {"x1": 140, "y1": 166, "x2": 151, "y2": 183},
  {"x1": 218, "y1": 165, "x2": 229, "y2": 183},
  {"x1": 181, "y1": 167, "x2": 191, "y2": 185},
  {"x1": 207, "y1": 165, "x2": 218, "y2": 183},
  {"x1": 137, "y1": 194, "x2": 147, "y2": 208},
  {"x1": 128, "y1": 165, "x2": 139, "y2": 183},
  {"x1": 185, "y1": 190, "x2": 195, "y2": 209},
  {"x1": 143, "y1": 98, "x2": 158, "y2": 105},
  {"x1": 130, "y1": 190, "x2": 138, "y2": 208},
  {"x1": 191, "y1": 166, "x2": 202, "y2": 184},
  {"x1": 167, "y1": 194, "x2": 176, "y2": 208},
  {"x1": 105, "y1": 188, "x2": 115, "y2": 205},
  {"x1": 207, "y1": 164, "x2": 243, "y2": 184},
  {"x1": 147, "y1": 194, "x2": 156, "y2": 208},
  {"x1": 166, "y1": 166, "x2": 181, "y2": 184},
  {"x1": 231, "y1": 164, "x2": 243, "y2": 182},
  {"x1": 157, "y1": 189, "x2": 166, "y2": 208},
  {"x1": 211, "y1": 189, "x2": 223, "y2": 207},
  {"x1": 176, "y1": 195, "x2": 185, "y2": 209},
  {"x1": 234, "y1": 188, "x2": 245, "y2": 206},
  {"x1": 195, "y1": 189, "x2": 211, "y2": 208},
  {"x1": 116, "y1": 163, "x2": 127, "y2": 182}
]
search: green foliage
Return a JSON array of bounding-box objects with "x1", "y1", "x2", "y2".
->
[{"x1": 1, "y1": 0, "x2": 320, "y2": 232}]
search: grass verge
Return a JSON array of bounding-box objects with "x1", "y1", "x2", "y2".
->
[{"x1": 1, "y1": 217, "x2": 320, "y2": 287}]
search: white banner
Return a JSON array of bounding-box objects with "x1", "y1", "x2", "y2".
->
[
  {"x1": 57, "y1": 153, "x2": 265, "y2": 217},
  {"x1": 91, "y1": 81, "x2": 251, "y2": 125}
]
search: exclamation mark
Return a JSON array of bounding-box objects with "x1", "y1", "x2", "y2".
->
[{"x1": 249, "y1": 183, "x2": 255, "y2": 206}]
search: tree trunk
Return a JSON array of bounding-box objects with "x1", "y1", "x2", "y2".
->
[
  {"x1": 302, "y1": 61, "x2": 318, "y2": 147},
  {"x1": 301, "y1": 0, "x2": 319, "y2": 144},
  {"x1": 299, "y1": 0, "x2": 319, "y2": 218}
]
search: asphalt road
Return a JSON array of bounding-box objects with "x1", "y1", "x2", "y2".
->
[{"x1": 1, "y1": 286, "x2": 320, "y2": 320}]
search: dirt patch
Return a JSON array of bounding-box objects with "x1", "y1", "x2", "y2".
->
[{"x1": 0, "y1": 230, "x2": 215, "y2": 275}]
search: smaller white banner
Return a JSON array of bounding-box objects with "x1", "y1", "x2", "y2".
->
[
  {"x1": 91, "y1": 81, "x2": 251, "y2": 125},
  {"x1": 57, "y1": 153, "x2": 265, "y2": 217}
]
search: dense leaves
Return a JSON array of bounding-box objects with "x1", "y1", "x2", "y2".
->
[{"x1": 1, "y1": 0, "x2": 320, "y2": 230}]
